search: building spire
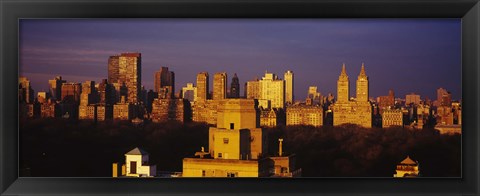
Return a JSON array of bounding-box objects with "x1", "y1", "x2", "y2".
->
[
  {"x1": 341, "y1": 63, "x2": 347, "y2": 76},
  {"x1": 359, "y1": 63, "x2": 367, "y2": 77}
]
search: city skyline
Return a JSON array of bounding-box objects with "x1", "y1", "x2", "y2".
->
[{"x1": 20, "y1": 19, "x2": 461, "y2": 100}]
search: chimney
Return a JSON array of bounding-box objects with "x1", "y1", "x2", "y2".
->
[{"x1": 278, "y1": 138, "x2": 283, "y2": 156}]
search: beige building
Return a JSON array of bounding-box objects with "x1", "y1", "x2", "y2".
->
[
  {"x1": 394, "y1": 156, "x2": 420, "y2": 177},
  {"x1": 213, "y1": 72, "x2": 227, "y2": 100},
  {"x1": 196, "y1": 72, "x2": 209, "y2": 101},
  {"x1": 184, "y1": 99, "x2": 268, "y2": 177},
  {"x1": 259, "y1": 72, "x2": 285, "y2": 109},
  {"x1": 181, "y1": 83, "x2": 197, "y2": 104},
  {"x1": 434, "y1": 124, "x2": 461, "y2": 135},
  {"x1": 286, "y1": 104, "x2": 323, "y2": 127},
  {"x1": 192, "y1": 100, "x2": 219, "y2": 125},
  {"x1": 96, "y1": 104, "x2": 113, "y2": 121},
  {"x1": 333, "y1": 64, "x2": 372, "y2": 128},
  {"x1": 183, "y1": 99, "x2": 300, "y2": 177},
  {"x1": 382, "y1": 109, "x2": 403, "y2": 128},
  {"x1": 113, "y1": 147, "x2": 156, "y2": 178},
  {"x1": 405, "y1": 93, "x2": 421, "y2": 105},
  {"x1": 245, "y1": 79, "x2": 260, "y2": 99},
  {"x1": 284, "y1": 70, "x2": 294, "y2": 105},
  {"x1": 151, "y1": 98, "x2": 189, "y2": 123},
  {"x1": 259, "y1": 108, "x2": 279, "y2": 127},
  {"x1": 113, "y1": 101, "x2": 134, "y2": 121},
  {"x1": 108, "y1": 53, "x2": 142, "y2": 103}
]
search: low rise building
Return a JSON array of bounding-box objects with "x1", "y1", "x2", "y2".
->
[
  {"x1": 382, "y1": 109, "x2": 403, "y2": 128},
  {"x1": 394, "y1": 156, "x2": 420, "y2": 178},
  {"x1": 113, "y1": 147, "x2": 156, "y2": 178},
  {"x1": 286, "y1": 104, "x2": 323, "y2": 127}
]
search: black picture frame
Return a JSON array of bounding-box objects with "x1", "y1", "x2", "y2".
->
[{"x1": 1, "y1": 0, "x2": 479, "y2": 195}]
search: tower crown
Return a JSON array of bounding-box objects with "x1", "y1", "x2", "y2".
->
[
  {"x1": 358, "y1": 63, "x2": 368, "y2": 79},
  {"x1": 339, "y1": 63, "x2": 349, "y2": 79}
]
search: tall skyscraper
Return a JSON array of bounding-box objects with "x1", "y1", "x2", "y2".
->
[
  {"x1": 356, "y1": 63, "x2": 369, "y2": 102},
  {"x1": 333, "y1": 64, "x2": 372, "y2": 128},
  {"x1": 337, "y1": 63, "x2": 349, "y2": 103},
  {"x1": 229, "y1": 73, "x2": 240, "y2": 98},
  {"x1": 154, "y1": 67, "x2": 175, "y2": 99},
  {"x1": 108, "y1": 53, "x2": 142, "y2": 103},
  {"x1": 108, "y1": 55, "x2": 120, "y2": 83},
  {"x1": 48, "y1": 76, "x2": 66, "y2": 101},
  {"x1": 213, "y1": 72, "x2": 227, "y2": 100},
  {"x1": 196, "y1": 72, "x2": 209, "y2": 101},
  {"x1": 19, "y1": 77, "x2": 34, "y2": 103},
  {"x1": 259, "y1": 72, "x2": 285, "y2": 109},
  {"x1": 284, "y1": 70, "x2": 294, "y2": 104}
]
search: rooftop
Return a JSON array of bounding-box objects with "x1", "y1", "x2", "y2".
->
[{"x1": 125, "y1": 147, "x2": 149, "y2": 155}]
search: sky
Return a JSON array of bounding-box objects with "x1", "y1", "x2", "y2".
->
[{"x1": 19, "y1": 19, "x2": 461, "y2": 101}]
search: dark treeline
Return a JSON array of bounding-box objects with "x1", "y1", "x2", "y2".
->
[
  {"x1": 20, "y1": 118, "x2": 209, "y2": 177},
  {"x1": 20, "y1": 119, "x2": 460, "y2": 177},
  {"x1": 264, "y1": 125, "x2": 461, "y2": 177}
]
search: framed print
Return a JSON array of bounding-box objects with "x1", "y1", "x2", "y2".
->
[{"x1": 1, "y1": 0, "x2": 479, "y2": 195}]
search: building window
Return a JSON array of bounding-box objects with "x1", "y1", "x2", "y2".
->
[
  {"x1": 202, "y1": 170, "x2": 206, "y2": 177},
  {"x1": 230, "y1": 123, "x2": 234, "y2": 129},
  {"x1": 218, "y1": 153, "x2": 222, "y2": 158},
  {"x1": 223, "y1": 138, "x2": 229, "y2": 144}
]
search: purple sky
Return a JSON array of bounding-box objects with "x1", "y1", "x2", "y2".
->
[{"x1": 19, "y1": 19, "x2": 461, "y2": 101}]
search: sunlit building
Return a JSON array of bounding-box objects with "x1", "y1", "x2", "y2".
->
[
  {"x1": 108, "y1": 53, "x2": 142, "y2": 103},
  {"x1": 19, "y1": 77, "x2": 34, "y2": 104},
  {"x1": 196, "y1": 72, "x2": 209, "y2": 101},
  {"x1": 394, "y1": 156, "x2": 420, "y2": 178},
  {"x1": 259, "y1": 108, "x2": 281, "y2": 127},
  {"x1": 259, "y1": 72, "x2": 285, "y2": 109},
  {"x1": 382, "y1": 109, "x2": 403, "y2": 128},
  {"x1": 151, "y1": 98, "x2": 191, "y2": 123},
  {"x1": 112, "y1": 147, "x2": 157, "y2": 178},
  {"x1": 332, "y1": 63, "x2": 372, "y2": 128},
  {"x1": 213, "y1": 72, "x2": 227, "y2": 100},
  {"x1": 286, "y1": 104, "x2": 323, "y2": 127},
  {"x1": 113, "y1": 96, "x2": 135, "y2": 121},
  {"x1": 181, "y1": 83, "x2": 197, "y2": 104},
  {"x1": 405, "y1": 93, "x2": 421, "y2": 106},
  {"x1": 284, "y1": 70, "x2": 294, "y2": 105},
  {"x1": 245, "y1": 78, "x2": 260, "y2": 99},
  {"x1": 61, "y1": 82, "x2": 81, "y2": 104}
]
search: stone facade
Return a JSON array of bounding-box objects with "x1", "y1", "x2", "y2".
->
[
  {"x1": 151, "y1": 98, "x2": 190, "y2": 123},
  {"x1": 333, "y1": 64, "x2": 372, "y2": 128},
  {"x1": 286, "y1": 104, "x2": 323, "y2": 127},
  {"x1": 382, "y1": 109, "x2": 403, "y2": 128}
]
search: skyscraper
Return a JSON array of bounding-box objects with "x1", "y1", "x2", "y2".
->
[
  {"x1": 284, "y1": 70, "x2": 294, "y2": 104},
  {"x1": 259, "y1": 72, "x2": 285, "y2": 109},
  {"x1": 48, "y1": 76, "x2": 66, "y2": 101},
  {"x1": 108, "y1": 53, "x2": 142, "y2": 103},
  {"x1": 356, "y1": 63, "x2": 369, "y2": 102},
  {"x1": 108, "y1": 55, "x2": 120, "y2": 83},
  {"x1": 337, "y1": 63, "x2": 349, "y2": 103},
  {"x1": 333, "y1": 64, "x2": 372, "y2": 128},
  {"x1": 154, "y1": 67, "x2": 175, "y2": 99},
  {"x1": 196, "y1": 72, "x2": 209, "y2": 101},
  {"x1": 213, "y1": 72, "x2": 227, "y2": 100},
  {"x1": 229, "y1": 73, "x2": 240, "y2": 98},
  {"x1": 19, "y1": 77, "x2": 34, "y2": 103}
]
